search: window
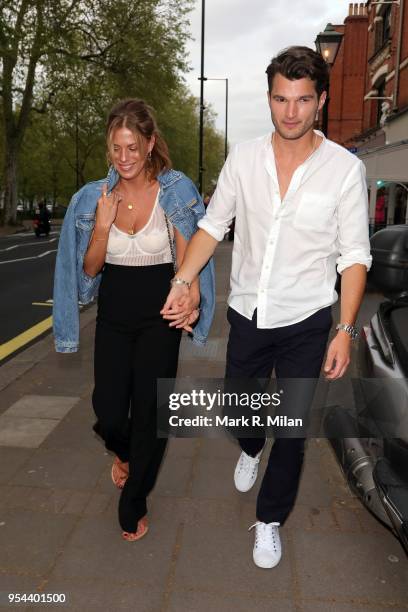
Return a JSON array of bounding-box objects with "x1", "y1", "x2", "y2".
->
[
  {"x1": 376, "y1": 79, "x2": 386, "y2": 125},
  {"x1": 382, "y1": 5, "x2": 392, "y2": 43},
  {"x1": 374, "y1": 6, "x2": 392, "y2": 52}
]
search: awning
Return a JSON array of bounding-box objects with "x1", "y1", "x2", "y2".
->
[{"x1": 358, "y1": 140, "x2": 408, "y2": 183}]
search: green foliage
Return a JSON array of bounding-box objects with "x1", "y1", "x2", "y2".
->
[{"x1": 0, "y1": 0, "x2": 226, "y2": 222}]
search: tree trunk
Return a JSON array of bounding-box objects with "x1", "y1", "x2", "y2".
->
[{"x1": 2, "y1": 137, "x2": 19, "y2": 226}]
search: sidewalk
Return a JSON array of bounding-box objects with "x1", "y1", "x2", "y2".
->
[{"x1": 0, "y1": 242, "x2": 407, "y2": 612}]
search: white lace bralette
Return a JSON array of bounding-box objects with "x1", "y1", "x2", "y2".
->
[{"x1": 105, "y1": 194, "x2": 174, "y2": 267}]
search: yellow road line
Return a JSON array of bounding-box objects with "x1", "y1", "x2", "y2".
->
[
  {"x1": 32, "y1": 302, "x2": 53, "y2": 307},
  {"x1": 0, "y1": 316, "x2": 53, "y2": 361}
]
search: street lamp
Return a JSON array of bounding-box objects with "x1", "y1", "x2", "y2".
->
[
  {"x1": 315, "y1": 24, "x2": 343, "y2": 137},
  {"x1": 201, "y1": 77, "x2": 229, "y2": 161},
  {"x1": 198, "y1": 0, "x2": 206, "y2": 195}
]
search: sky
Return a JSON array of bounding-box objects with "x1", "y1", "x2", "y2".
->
[{"x1": 184, "y1": 0, "x2": 355, "y2": 145}]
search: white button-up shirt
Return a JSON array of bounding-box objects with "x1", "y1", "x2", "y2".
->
[{"x1": 198, "y1": 131, "x2": 372, "y2": 328}]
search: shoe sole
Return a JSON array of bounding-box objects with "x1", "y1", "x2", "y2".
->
[
  {"x1": 234, "y1": 478, "x2": 257, "y2": 493},
  {"x1": 253, "y1": 555, "x2": 282, "y2": 569}
]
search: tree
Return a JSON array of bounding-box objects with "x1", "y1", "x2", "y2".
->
[{"x1": 0, "y1": 0, "x2": 193, "y2": 225}]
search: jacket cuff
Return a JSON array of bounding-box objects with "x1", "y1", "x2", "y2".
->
[{"x1": 54, "y1": 341, "x2": 79, "y2": 354}]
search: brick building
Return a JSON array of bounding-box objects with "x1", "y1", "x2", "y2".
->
[
  {"x1": 324, "y1": 4, "x2": 368, "y2": 146},
  {"x1": 318, "y1": 1, "x2": 408, "y2": 229}
]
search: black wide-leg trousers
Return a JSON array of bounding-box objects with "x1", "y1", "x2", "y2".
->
[
  {"x1": 92, "y1": 263, "x2": 181, "y2": 532},
  {"x1": 225, "y1": 305, "x2": 332, "y2": 525}
]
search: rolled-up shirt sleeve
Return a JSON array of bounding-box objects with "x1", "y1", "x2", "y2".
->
[
  {"x1": 197, "y1": 144, "x2": 237, "y2": 241},
  {"x1": 336, "y1": 160, "x2": 372, "y2": 274}
]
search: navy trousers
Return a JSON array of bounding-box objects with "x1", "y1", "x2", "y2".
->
[{"x1": 225, "y1": 305, "x2": 332, "y2": 524}]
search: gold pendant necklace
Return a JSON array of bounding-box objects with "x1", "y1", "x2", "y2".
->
[{"x1": 127, "y1": 204, "x2": 134, "y2": 210}]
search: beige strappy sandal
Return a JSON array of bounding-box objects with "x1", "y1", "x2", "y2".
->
[
  {"x1": 122, "y1": 516, "x2": 149, "y2": 542},
  {"x1": 111, "y1": 457, "x2": 129, "y2": 489}
]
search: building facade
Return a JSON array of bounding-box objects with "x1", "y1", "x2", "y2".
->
[
  {"x1": 319, "y1": 1, "x2": 408, "y2": 230},
  {"x1": 325, "y1": 4, "x2": 368, "y2": 146}
]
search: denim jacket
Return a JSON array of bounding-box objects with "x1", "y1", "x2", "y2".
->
[{"x1": 53, "y1": 167, "x2": 215, "y2": 353}]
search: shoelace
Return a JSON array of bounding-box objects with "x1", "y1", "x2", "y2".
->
[
  {"x1": 249, "y1": 521, "x2": 280, "y2": 551},
  {"x1": 237, "y1": 452, "x2": 260, "y2": 475}
]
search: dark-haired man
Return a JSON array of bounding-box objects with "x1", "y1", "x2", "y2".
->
[{"x1": 161, "y1": 46, "x2": 371, "y2": 568}]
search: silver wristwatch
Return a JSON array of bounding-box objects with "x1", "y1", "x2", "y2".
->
[{"x1": 336, "y1": 323, "x2": 359, "y2": 340}]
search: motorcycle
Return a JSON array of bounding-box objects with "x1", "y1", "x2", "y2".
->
[
  {"x1": 324, "y1": 224, "x2": 408, "y2": 554},
  {"x1": 33, "y1": 215, "x2": 50, "y2": 237}
]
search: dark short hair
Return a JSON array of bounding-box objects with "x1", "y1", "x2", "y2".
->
[{"x1": 266, "y1": 46, "x2": 329, "y2": 97}]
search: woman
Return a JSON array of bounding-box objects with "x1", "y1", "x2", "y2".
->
[{"x1": 53, "y1": 98, "x2": 215, "y2": 541}]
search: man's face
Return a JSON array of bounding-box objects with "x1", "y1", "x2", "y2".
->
[{"x1": 267, "y1": 73, "x2": 327, "y2": 141}]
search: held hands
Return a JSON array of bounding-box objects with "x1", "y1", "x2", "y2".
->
[
  {"x1": 323, "y1": 331, "x2": 352, "y2": 380},
  {"x1": 95, "y1": 183, "x2": 121, "y2": 230},
  {"x1": 160, "y1": 284, "x2": 200, "y2": 333}
]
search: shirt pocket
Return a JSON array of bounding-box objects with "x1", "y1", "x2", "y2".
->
[{"x1": 293, "y1": 193, "x2": 337, "y2": 233}]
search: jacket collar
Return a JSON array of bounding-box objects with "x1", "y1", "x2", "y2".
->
[{"x1": 105, "y1": 166, "x2": 182, "y2": 191}]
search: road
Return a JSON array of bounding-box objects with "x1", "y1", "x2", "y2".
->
[{"x1": 0, "y1": 229, "x2": 60, "y2": 362}]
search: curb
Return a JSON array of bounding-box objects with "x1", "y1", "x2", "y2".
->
[{"x1": 0, "y1": 304, "x2": 97, "y2": 393}]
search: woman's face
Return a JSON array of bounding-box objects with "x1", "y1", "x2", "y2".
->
[{"x1": 109, "y1": 126, "x2": 152, "y2": 180}]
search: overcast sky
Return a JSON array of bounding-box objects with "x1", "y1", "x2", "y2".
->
[{"x1": 184, "y1": 0, "x2": 354, "y2": 145}]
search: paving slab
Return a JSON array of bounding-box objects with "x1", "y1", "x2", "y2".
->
[
  {"x1": 298, "y1": 602, "x2": 408, "y2": 612},
  {"x1": 154, "y1": 455, "x2": 194, "y2": 497},
  {"x1": 50, "y1": 514, "x2": 177, "y2": 587},
  {"x1": 0, "y1": 448, "x2": 32, "y2": 485},
  {"x1": 3, "y1": 395, "x2": 79, "y2": 420},
  {"x1": 24, "y1": 578, "x2": 164, "y2": 612},
  {"x1": 173, "y1": 522, "x2": 293, "y2": 598},
  {"x1": 0, "y1": 416, "x2": 60, "y2": 449},
  {"x1": 168, "y1": 590, "x2": 295, "y2": 612},
  {"x1": 293, "y1": 530, "x2": 408, "y2": 604},
  {"x1": 149, "y1": 496, "x2": 243, "y2": 529},
  {"x1": 12, "y1": 448, "x2": 108, "y2": 490},
  {"x1": 0, "y1": 508, "x2": 76, "y2": 575}
]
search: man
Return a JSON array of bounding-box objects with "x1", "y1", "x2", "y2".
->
[{"x1": 161, "y1": 46, "x2": 371, "y2": 569}]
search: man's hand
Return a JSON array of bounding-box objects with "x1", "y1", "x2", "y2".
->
[
  {"x1": 323, "y1": 332, "x2": 352, "y2": 380},
  {"x1": 161, "y1": 284, "x2": 200, "y2": 330}
]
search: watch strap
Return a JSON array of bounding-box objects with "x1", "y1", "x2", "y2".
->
[{"x1": 336, "y1": 323, "x2": 359, "y2": 340}]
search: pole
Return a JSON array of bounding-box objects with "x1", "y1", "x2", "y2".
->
[
  {"x1": 75, "y1": 107, "x2": 79, "y2": 190},
  {"x1": 322, "y1": 80, "x2": 330, "y2": 137},
  {"x1": 225, "y1": 78, "x2": 229, "y2": 160},
  {"x1": 198, "y1": 0, "x2": 205, "y2": 195},
  {"x1": 393, "y1": 0, "x2": 405, "y2": 111}
]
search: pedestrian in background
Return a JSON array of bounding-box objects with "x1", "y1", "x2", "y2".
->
[{"x1": 53, "y1": 98, "x2": 215, "y2": 541}]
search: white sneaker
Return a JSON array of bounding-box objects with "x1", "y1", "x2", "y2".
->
[
  {"x1": 249, "y1": 521, "x2": 282, "y2": 569},
  {"x1": 234, "y1": 447, "x2": 263, "y2": 492}
]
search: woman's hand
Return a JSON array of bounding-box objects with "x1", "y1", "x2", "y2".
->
[
  {"x1": 160, "y1": 284, "x2": 200, "y2": 331},
  {"x1": 95, "y1": 183, "x2": 121, "y2": 230}
]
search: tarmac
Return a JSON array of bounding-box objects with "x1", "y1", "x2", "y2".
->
[{"x1": 0, "y1": 241, "x2": 407, "y2": 612}]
